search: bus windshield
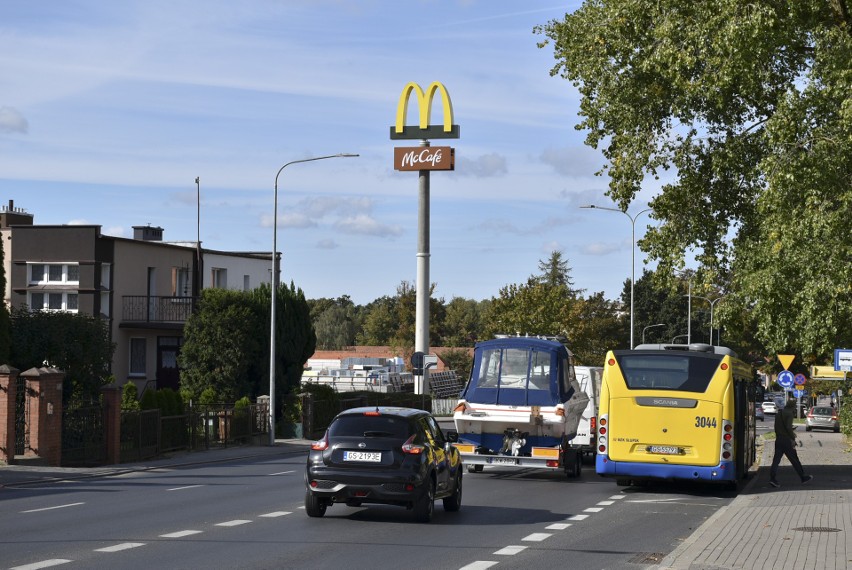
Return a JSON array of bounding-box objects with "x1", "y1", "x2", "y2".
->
[{"x1": 614, "y1": 352, "x2": 722, "y2": 393}]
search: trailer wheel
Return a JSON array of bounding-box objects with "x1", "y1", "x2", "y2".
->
[
  {"x1": 563, "y1": 448, "x2": 581, "y2": 478},
  {"x1": 467, "y1": 464, "x2": 483, "y2": 473}
]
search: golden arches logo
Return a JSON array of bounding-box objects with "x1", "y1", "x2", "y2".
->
[{"x1": 390, "y1": 81, "x2": 460, "y2": 140}]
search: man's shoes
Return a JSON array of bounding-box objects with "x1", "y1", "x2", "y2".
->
[
  {"x1": 769, "y1": 480, "x2": 781, "y2": 488},
  {"x1": 802, "y1": 475, "x2": 813, "y2": 484}
]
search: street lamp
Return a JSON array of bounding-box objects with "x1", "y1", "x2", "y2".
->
[
  {"x1": 690, "y1": 295, "x2": 728, "y2": 346},
  {"x1": 580, "y1": 205, "x2": 652, "y2": 349},
  {"x1": 269, "y1": 153, "x2": 358, "y2": 445},
  {"x1": 642, "y1": 323, "x2": 666, "y2": 344}
]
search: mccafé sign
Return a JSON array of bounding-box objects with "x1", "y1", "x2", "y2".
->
[
  {"x1": 394, "y1": 146, "x2": 454, "y2": 171},
  {"x1": 390, "y1": 81, "x2": 460, "y2": 140}
]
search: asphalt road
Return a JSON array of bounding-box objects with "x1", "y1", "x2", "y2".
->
[{"x1": 1, "y1": 449, "x2": 741, "y2": 570}]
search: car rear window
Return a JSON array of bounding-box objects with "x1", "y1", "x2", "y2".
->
[
  {"x1": 813, "y1": 407, "x2": 833, "y2": 415},
  {"x1": 328, "y1": 415, "x2": 413, "y2": 438}
]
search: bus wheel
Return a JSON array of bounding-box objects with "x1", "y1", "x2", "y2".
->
[{"x1": 616, "y1": 479, "x2": 631, "y2": 487}]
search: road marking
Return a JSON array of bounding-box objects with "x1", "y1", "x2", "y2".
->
[
  {"x1": 597, "y1": 500, "x2": 615, "y2": 506},
  {"x1": 94, "y1": 543, "x2": 145, "y2": 553},
  {"x1": 167, "y1": 485, "x2": 204, "y2": 491},
  {"x1": 459, "y1": 563, "x2": 498, "y2": 570},
  {"x1": 216, "y1": 519, "x2": 252, "y2": 527},
  {"x1": 546, "y1": 522, "x2": 572, "y2": 530},
  {"x1": 584, "y1": 507, "x2": 604, "y2": 513},
  {"x1": 609, "y1": 495, "x2": 626, "y2": 500},
  {"x1": 522, "y1": 533, "x2": 551, "y2": 542},
  {"x1": 21, "y1": 502, "x2": 84, "y2": 513},
  {"x1": 268, "y1": 470, "x2": 295, "y2": 475},
  {"x1": 494, "y1": 545, "x2": 527, "y2": 555},
  {"x1": 260, "y1": 511, "x2": 292, "y2": 517},
  {"x1": 160, "y1": 530, "x2": 203, "y2": 538},
  {"x1": 567, "y1": 514, "x2": 589, "y2": 521},
  {"x1": 10, "y1": 560, "x2": 73, "y2": 570}
]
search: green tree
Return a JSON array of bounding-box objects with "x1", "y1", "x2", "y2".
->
[
  {"x1": 441, "y1": 297, "x2": 485, "y2": 347},
  {"x1": 483, "y1": 278, "x2": 574, "y2": 339},
  {"x1": 568, "y1": 292, "x2": 624, "y2": 365},
  {"x1": 537, "y1": 1, "x2": 852, "y2": 360},
  {"x1": 535, "y1": 250, "x2": 582, "y2": 295},
  {"x1": 313, "y1": 299, "x2": 357, "y2": 350},
  {"x1": 439, "y1": 348, "x2": 474, "y2": 383},
  {"x1": 10, "y1": 308, "x2": 114, "y2": 404}
]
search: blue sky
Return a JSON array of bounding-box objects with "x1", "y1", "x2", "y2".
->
[{"x1": 0, "y1": 0, "x2": 658, "y2": 305}]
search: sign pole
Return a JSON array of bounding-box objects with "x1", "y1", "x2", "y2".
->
[{"x1": 415, "y1": 140, "x2": 431, "y2": 395}]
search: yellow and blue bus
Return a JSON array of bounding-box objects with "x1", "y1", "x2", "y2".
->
[{"x1": 595, "y1": 343, "x2": 758, "y2": 486}]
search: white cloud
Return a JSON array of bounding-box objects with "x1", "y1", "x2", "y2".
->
[
  {"x1": 581, "y1": 242, "x2": 621, "y2": 256},
  {"x1": 316, "y1": 238, "x2": 338, "y2": 249},
  {"x1": 335, "y1": 214, "x2": 403, "y2": 237},
  {"x1": 455, "y1": 153, "x2": 508, "y2": 177},
  {"x1": 0, "y1": 107, "x2": 28, "y2": 133}
]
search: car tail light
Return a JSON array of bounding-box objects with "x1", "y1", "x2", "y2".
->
[
  {"x1": 401, "y1": 434, "x2": 425, "y2": 455},
  {"x1": 590, "y1": 416, "x2": 597, "y2": 433},
  {"x1": 311, "y1": 432, "x2": 329, "y2": 451}
]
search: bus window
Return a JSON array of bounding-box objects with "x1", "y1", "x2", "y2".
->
[{"x1": 615, "y1": 353, "x2": 722, "y2": 393}]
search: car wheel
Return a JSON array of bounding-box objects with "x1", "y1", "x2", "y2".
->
[
  {"x1": 305, "y1": 491, "x2": 327, "y2": 518},
  {"x1": 835, "y1": 427, "x2": 841, "y2": 433},
  {"x1": 442, "y1": 471, "x2": 462, "y2": 512},
  {"x1": 414, "y1": 479, "x2": 435, "y2": 523},
  {"x1": 467, "y1": 464, "x2": 483, "y2": 473},
  {"x1": 806, "y1": 426, "x2": 812, "y2": 432}
]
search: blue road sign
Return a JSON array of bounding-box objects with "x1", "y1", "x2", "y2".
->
[
  {"x1": 777, "y1": 370, "x2": 794, "y2": 389},
  {"x1": 794, "y1": 373, "x2": 807, "y2": 386},
  {"x1": 793, "y1": 389, "x2": 805, "y2": 398}
]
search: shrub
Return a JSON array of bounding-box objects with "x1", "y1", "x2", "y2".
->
[{"x1": 121, "y1": 382, "x2": 140, "y2": 411}]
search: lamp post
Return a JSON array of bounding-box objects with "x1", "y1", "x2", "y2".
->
[
  {"x1": 642, "y1": 323, "x2": 666, "y2": 344},
  {"x1": 690, "y1": 295, "x2": 728, "y2": 346},
  {"x1": 269, "y1": 153, "x2": 358, "y2": 445},
  {"x1": 580, "y1": 205, "x2": 651, "y2": 349}
]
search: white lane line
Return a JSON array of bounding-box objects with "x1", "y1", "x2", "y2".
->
[
  {"x1": 160, "y1": 530, "x2": 203, "y2": 538},
  {"x1": 584, "y1": 507, "x2": 604, "y2": 513},
  {"x1": 597, "y1": 500, "x2": 615, "y2": 506},
  {"x1": 567, "y1": 514, "x2": 589, "y2": 521},
  {"x1": 522, "y1": 533, "x2": 552, "y2": 542},
  {"x1": 609, "y1": 495, "x2": 626, "y2": 500},
  {"x1": 167, "y1": 485, "x2": 204, "y2": 491},
  {"x1": 94, "y1": 543, "x2": 145, "y2": 553},
  {"x1": 268, "y1": 470, "x2": 295, "y2": 475},
  {"x1": 459, "y1": 562, "x2": 499, "y2": 570},
  {"x1": 10, "y1": 560, "x2": 73, "y2": 570},
  {"x1": 21, "y1": 502, "x2": 84, "y2": 513},
  {"x1": 216, "y1": 519, "x2": 252, "y2": 527},
  {"x1": 494, "y1": 545, "x2": 527, "y2": 555},
  {"x1": 546, "y1": 522, "x2": 573, "y2": 530},
  {"x1": 260, "y1": 511, "x2": 292, "y2": 517}
]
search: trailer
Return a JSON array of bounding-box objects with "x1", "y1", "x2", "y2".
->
[{"x1": 452, "y1": 336, "x2": 590, "y2": 477}]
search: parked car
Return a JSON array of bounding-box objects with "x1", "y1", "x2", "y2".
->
[
  {"x1": 805, "y1": 406, "x2": 840, "y2": 433},
  {"x1": 304, "y1": 406, "x2": 463, "y2": 522},
  {"x1": 755, "y1": 405, "x2": 765, "y2": 421},
  {"x1": 761, "y1": 401, "x2": 777, "y2": 415}
]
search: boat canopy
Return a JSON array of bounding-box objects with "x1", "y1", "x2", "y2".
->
[{"x1": 460, "y1": 337, "x2": 575, "y2": 407}]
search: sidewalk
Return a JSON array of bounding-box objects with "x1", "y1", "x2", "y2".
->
[
  {"x1": 0, "y1": 438, "x2": 312, "y2": 488},
  {"x1": 660, "y1": 429, "x2": 852, "y2": 570}
]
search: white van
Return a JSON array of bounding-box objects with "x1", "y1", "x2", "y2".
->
[{"x1": 571, "y1": 365, "x2": 602, "y2": 460}]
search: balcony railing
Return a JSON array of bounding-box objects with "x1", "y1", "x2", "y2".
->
[{"x1": 122, "y1": 296, "x2": 196, "y2": 323}]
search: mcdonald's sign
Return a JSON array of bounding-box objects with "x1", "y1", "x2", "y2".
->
[{"x1": 390, "y1": 81, "x2": 460, "y2": 140}]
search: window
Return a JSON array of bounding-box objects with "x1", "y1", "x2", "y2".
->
[
  {"x1": 211, "y1": 268, "x2": 227, "y2": 289},
  {"x1": 173, "y1": 267, "x2": 191, "y2": 296},
  {"x1": 129, "y1": 338, "x2": 147, "y2": 376},
  {"x1": 28, "y1": 291, "x2": 79, "y2": 313},
  {"x1": 29, "y1": 263, "x2": 80, "y2": 284},
  {"x1": 100, "y1": 263, "x2": 111, "y2": 288},
  {"x1": 243, "y1": 275, "x2": 250, "y2": 291}
]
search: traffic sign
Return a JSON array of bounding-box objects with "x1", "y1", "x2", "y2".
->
[
  {"x1": 777, "y1": 370, "x2": 794, "y2": 389},
  {"x1": 835, "y1": 349, "x2": 852, "y2": 372},
  {"x1": 793, "y1": 389, "x2": 805, "y2": 398},
  {"x1": 794, "y1": 373, "x2": 807, "y2": 386}
]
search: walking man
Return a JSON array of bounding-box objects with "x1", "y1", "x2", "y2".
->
[{"x1": 770, "y1": 398, "x2": 813, "y2": 487}]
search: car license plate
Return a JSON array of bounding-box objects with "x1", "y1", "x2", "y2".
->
[
  {"x1": 491, "y1": 457, "x2": 517, "y2": 465},
  {"x1": 648, "y1": 445, "x2": 680, "y2": 455},
  {"x1": 343, "y1": 451, "x2": 381, "y2": 462}
]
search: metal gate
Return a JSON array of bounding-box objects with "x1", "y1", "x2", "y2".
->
[
  {"x1": 62, "y1": 405, "x2": 106, "y2": 466},
  {"x1": 14, "y1": 374, "x2": 29, "y2": 455}
]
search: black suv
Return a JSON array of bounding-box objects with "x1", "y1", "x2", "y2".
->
[{"x1": 305, "y1": 406, "x2": 462, "y2": 522}]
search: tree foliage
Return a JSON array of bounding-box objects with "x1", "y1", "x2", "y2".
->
[
  {"x1": 10, "y1": 307, "x2": 114, "y2": 404},
  {"x1": 537, "y1": 0, "x2": 852, "y2": 361}
]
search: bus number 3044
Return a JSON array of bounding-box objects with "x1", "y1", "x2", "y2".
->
[{"x1": 695, "y1": 416, "x2": 717, "y2": 428}]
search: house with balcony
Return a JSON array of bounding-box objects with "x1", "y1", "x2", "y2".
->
[{"x1": 2, "y1": 202, "x2": 272, "y2": 392}]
